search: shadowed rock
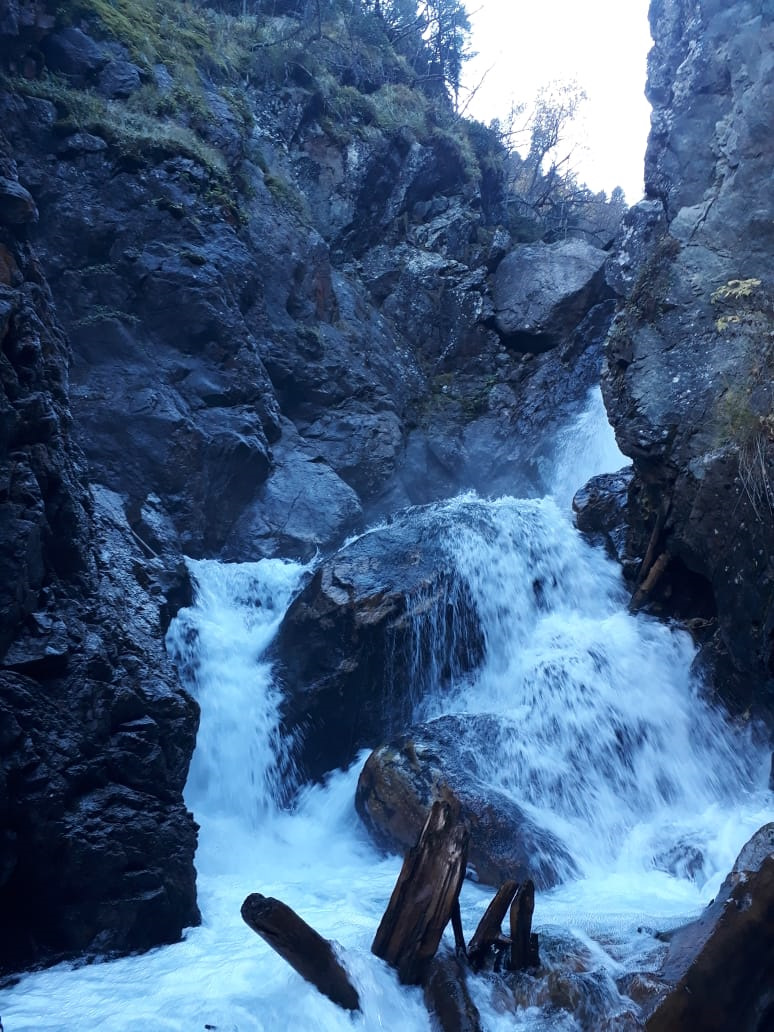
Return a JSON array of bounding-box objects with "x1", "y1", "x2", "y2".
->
[
  {"x1": 356, "y1": 715, "x2": 577, "y2": 890},
  {"x1": 274, "y1": 512, "x2": 483, "y2": 784},
  {"x1": 644, "y1": 823, "x2": 774, "y2": 1031}
]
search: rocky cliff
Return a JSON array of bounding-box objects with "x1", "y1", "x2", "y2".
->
[
  {"x1": 600, "y1": 0, "x2": 774, "y2": 720},
  {"x1": 0, "y1": 127, "x2": 199, "y2": 972}
]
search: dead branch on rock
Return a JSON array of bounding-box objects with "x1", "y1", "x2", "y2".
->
[
  {"x1": 631, "y1": 551, "x2": 670, "y2": 611},
  {"x1": 467, "y1": 879, "x2": 519, "y2": 971}
]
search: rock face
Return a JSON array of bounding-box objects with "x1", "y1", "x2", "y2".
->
[
  {"x1": 355, "y1": 715, "x2": 577, "y2": 890},
  {"x1": 0, "y1": 131, "x2": 199, "y2": 973},
  {"x1": 0, "y1": 4, "x2": 618, "y2": 562},
  {"x1": 274, "y1": 510, "x2": 483, "y2": 784},
  {"x1": 644, "y1": 823, "x2": 774, "y2": 1031},
  {"x1": 601, "y1": 0, "x2": 774, "y2": 716}
]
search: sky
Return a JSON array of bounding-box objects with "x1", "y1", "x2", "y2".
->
[{"x1": 461, "y1": 0, "x2": 653, "y2": 202}]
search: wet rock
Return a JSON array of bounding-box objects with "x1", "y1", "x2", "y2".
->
[
  {"x1": 41, "y1": 26, "x2": 106, "y2": 81},
  {"x1": 0, "y1": 175, "x2": 37, "y2": 224},
  {"x1": 225, "y1": 421, "x2": 362, "y2": 560},
  {"x1": 502, "y1": 928, "x2": 642, "y2": 1031},
  {"x1": 573, "y1": 468, "x2": 642, "y2": 581},
  {"x1": 98, "y1": 59, "x2": 142, "y2": 99},
  {"x1": 493, "y1": 239, "x2": 609, "y2": 351},
  {"x1": 644, "y1": 823, "x2": 774, "y2": 1031},
  {"x1": 652, "y1": 838, "x2": 706, "y2": 883},
  {"x1": 602, "y1": 0, "x2": 774, "y2": 713},
  {"x1": 273, "y1": 509, "x2": 483, "y2": 783},
  {"x1": 356, "y1": 715, "x2": 577, "y2": 890}
]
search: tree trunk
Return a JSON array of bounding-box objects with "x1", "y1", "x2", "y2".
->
[
  {"x1": 241, "y1": 893, "x2": 360, "y2": 1011},
  {"x1": 509, "y1": 879, "x2": 538, "y2": 971},
  {"x1": 372, "y1": 799, "x2": 470, "y2": 985}
]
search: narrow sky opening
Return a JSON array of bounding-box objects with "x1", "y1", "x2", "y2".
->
[{"x1": 462, "y1": 0, "x2": 653, "y2": 203}]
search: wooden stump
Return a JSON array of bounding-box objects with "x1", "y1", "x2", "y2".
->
[
  {"x1": 372, "y1": 799, "x2": 470, "y2": 985},
  {"x1": 241, "y1": 893, "x2": 360, "y2": 1011},
  {"x1": 509, "y1": 879, "x2": 538, "y2": 970}
]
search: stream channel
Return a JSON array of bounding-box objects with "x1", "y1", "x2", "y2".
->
[{"x1": 3, "y1": 390, "x2": 770, "y2": 1030}]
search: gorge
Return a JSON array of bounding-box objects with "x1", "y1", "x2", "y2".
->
[{"x1": 1, "y1": 0, "x2": 772, "y2": 1029}]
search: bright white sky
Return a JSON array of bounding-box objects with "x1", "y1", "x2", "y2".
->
[{"x1": 461, "y1": 0, "x2": 653, "y2": 202}]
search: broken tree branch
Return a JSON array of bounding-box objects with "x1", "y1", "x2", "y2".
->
[
  {"x1": 509, "y1": 879, "x2": 538, "y2": 971},
  {"x1": 467, "y1": 879, "x2": 519, "y2": 971}
]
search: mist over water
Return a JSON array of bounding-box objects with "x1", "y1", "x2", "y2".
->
[{"x1": 2, "y1": 391, "x2": 769, "y2": 1032}]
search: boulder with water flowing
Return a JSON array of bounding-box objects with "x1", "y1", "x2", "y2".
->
[
  {"x1": 640, "y1": 823, "x2": 774, "y2": 1031},
  {"x1": 355, "y1": 715, "x2": 577, "y2": 890},
  {"x1": 273, "y1": 511, "x2": 483, "y2": 784}
]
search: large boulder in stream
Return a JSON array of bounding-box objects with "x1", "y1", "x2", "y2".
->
[
  {"x1": 273, "y1": 511, "x2": 484, "y2": 784},
  {"x1": 355, "y1": 715, "x2": 577, "y2": 890},
  {"x1": 641, "y1": 823, "x2": 774, "y2": 1031}
]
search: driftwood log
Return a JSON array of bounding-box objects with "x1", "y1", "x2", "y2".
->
[
  {"x1": 372, "y1": 799, "x2": 470, "y2": 985},
  {"x1": 509, "y1": 879, "x2": 539, "y2": 970},
  {"x1": 241, "y1": 893, "x2": 360, "y2": 1011}
]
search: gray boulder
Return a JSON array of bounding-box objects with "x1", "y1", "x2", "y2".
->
[
  {"x1": 98, "y1": 59, "x2": 142, "y2": 99},
  {"x1": 494, "y1": 239, "x2": 608, "y2": 351},
  {"x1": 273, "y1": 508, "x2": 483, "y2": 784},
  {"x1": 0, "y1": 176, "x2": 37, "y2": 224},
  {"x1": 41, "y1": 27, "x2": 106, "y2": 81}
]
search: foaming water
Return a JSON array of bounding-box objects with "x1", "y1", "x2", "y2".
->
[
  {"x1": 2, "y1": 392, "x2": 769, "y2": 1031},
  {"x1": 550, "y1": 386, "x2": 629, "y2": 509},
  {"x1": 430, "y1": 495, "x2": 761, "y2": 875},
  {"x1": 166, "y1": 557, "x2": 306, "y2": 819}
]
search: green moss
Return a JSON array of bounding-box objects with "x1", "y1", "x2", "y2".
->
[
  {"x1": 263, "y1": 172, "x2": 309, "y2": 221},
  {"x1": 13, "y1": 73, "x2": 228, "y2": 179},
  {"x1": 65, "y1": 0, "x2": 216, "y2": 75},
  {"x1": 73, "y1": 305, "x2": 140, "y2": 328},
  {"x1": 369, "y1": 83, "x2": 430, "y2": 134}
]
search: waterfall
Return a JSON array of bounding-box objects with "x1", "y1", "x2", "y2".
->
[{"x1": 2, "y1": 391, "x2": 769, "y2": 1032}]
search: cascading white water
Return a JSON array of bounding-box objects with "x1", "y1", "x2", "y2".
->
[{"x1": 2, "y1": 390, "x2": 770, "y2": 1032}]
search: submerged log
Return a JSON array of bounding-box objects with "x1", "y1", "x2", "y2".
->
[
  {"x1": 372, "y1": 799, "x2": 470, "y2": 985},
  {"x1": 241, "y1": 893, "x2": 360, "y2": 1011},
  {"x1": 424, "y1": 952, "x2": 484, "y2": 1032},
  {"x1": 509, "y1": 879, "x2": 539, "y2": 970},
  {"x1": 467, "y1": 879, "x2": 518, "y2": 971}
]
